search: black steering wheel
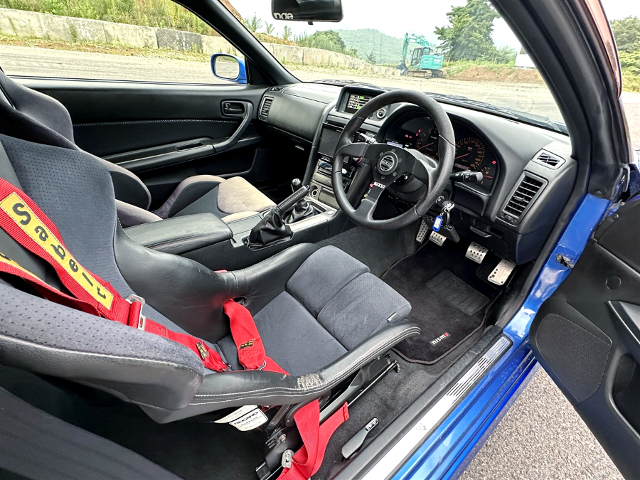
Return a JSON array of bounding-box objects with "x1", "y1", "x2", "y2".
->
[{"x1": 332, "y1": 90, "x2": 455, "y2": 230}]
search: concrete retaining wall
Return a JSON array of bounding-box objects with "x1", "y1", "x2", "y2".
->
[{"x1": 0, "y1": 8, "x2": 398, "y2": 76}]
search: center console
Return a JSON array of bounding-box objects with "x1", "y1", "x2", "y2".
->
[{"x1": 308, "y1": 124, "x2": 357, "y2": 209}]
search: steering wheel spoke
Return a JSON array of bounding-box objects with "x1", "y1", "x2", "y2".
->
[
  {"x1": 334, "y1": 141, "x2": 370, "y2": 162},
  {"x1": 410, "y1": 151, "x2": 439, "y2": 188},
  {"x1": 355, "y1": 183, "x2": 385, "y2": 221}
]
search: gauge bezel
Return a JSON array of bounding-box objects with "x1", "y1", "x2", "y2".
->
[{"x1": 380, "y1": 110, "x2": 501, "y2": 195}]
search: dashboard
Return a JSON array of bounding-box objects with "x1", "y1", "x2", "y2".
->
[
  {"x1": 384, "y1": 115, "x2": 499, "y2": 192},
  {"x1": 257, "y1": 83, "x2": 577, "y2": 265}
]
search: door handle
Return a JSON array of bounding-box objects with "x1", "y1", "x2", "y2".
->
[
  {"x1": 222, "y1": 101, "x2": 246, "y2": 116},
  {"x1": 213, "y1": 102, "x2": 253, "y2": 154}
]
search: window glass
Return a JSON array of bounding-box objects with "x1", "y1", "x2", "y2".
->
[
  {"x1": 232, "y1": 0, "x2": 570, "y2": 132},
  {"x1": 604, "y1": 7, "x2": 640, "y2": 150},
  {"x1": 0, "y1": 0, "x2": 243, "y2": 83},
  {"x1": 236, "y1": 0, "x2": 638, "y2": 141}
]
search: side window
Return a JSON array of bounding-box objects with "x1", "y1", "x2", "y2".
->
[
  {"x1": 411, "y1": 48, "x2": 423, "y2": 66},
  {"x1": 0, "y1": 0, "x2": 244, "y2": 84}
]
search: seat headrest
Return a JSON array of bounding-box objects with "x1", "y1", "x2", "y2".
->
[{"x1": 0, "y1": 68, "x2": 77, "y2": 150}]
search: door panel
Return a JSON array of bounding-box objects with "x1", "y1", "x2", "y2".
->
[
  {"x1": 530, "y1": 197, "x2": 640, "y2": 478},
  {"x1": 16, "y1": 77, "x2": 289, "y2": 203}
]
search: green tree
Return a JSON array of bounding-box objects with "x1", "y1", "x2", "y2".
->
[
  {"x1": 434, "y1": 0, "x2": 499, "y2": 61},
  {"x1": 366, "y1": 51, "x2": 376, "y2": 63},
  {"x1": 265, "y1": 22, "x2": 275, "y2": 36},
  {"x1": 282, "y1": 25, "x2": 292, "y2": 41},
  {"x1": 244, "y1": 13, "x2": 262, "y2": 33},
  {"x1": 346, "y1": 47, "x2": 358, "y2": 58},
  {"x1": 297, "y1": 30, "x2": 347, "y2": 53},
  {"x1": 610, "y1": 16, "x2": 640, "y2": 54},
  {"x1": 494, "y1": 45, "x2": 517, "y2": 64}
]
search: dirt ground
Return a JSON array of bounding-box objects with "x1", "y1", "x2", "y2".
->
[{"x1": 452, "y1": 66, "x2": 544, "y2": 84}]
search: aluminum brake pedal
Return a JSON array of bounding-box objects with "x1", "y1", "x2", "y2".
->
[{"x1": 465, "y1": 242, "x2": 489, "y2": 264}]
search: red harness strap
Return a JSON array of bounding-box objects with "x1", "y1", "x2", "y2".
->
[
  {"x1": 223, "y1": 300, "x2": 288, "y2": 374},
  {"x1": 278, "y1": 401, "x2": 349, "y2": 480}
]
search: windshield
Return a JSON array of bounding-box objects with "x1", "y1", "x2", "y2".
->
[{"x1": 233, "y1": 0, "x2": 566, "y2": 132}]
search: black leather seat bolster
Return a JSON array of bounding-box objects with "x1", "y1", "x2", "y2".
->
[
  {"x1": 232, "y1": 242, "x2": 320, "y2": 314},
  {"x1": 0, "y1": 284, "x2": 204, "y2": 411},
  {"x1": 114, "y1": 227, "x2": 319, "y2": 341},
  {"x1": 141, "y1": 320, "x2": 420, "y2": 423},
  {"x1": 124, "y1": 213, "x2": 233, "y2": 255},
  {"x1": 114, "y1": 225, "x2": 238, "y2": 342}
]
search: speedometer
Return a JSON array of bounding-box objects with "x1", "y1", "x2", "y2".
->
[
  {"x1": 454, "y1": 137, "x2": 485, "y2": 171},
  {"x1": 454, "y1": 136, "x2": 497, "y2": 190}
]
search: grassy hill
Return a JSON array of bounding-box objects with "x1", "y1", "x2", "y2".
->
[
  {"x1": 337, "y1": 29, "x2": 404, "y2": 65},
  {"x1": 0, "y1": 0, "x2": 242, "y2": 36}
]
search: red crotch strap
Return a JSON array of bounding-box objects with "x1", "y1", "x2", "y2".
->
[
  {"x1": 223, "y1": 299, "x2": 287, "y2": 374},
  {"x1": 278, "y1": 400, "x2": 349, "y2": 480},
  {"x1": 222, "y1": 300, "x2": 348, "y2": 479},
  {"x1": 0, "y1": 178, "x2": 228, "y2": 371}
]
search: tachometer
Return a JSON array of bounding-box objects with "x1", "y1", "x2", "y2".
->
[
  {"x1": 417, "y1": 127, "x2": 439, "y2": 157},
  {"x1": 454, "y1": 137, "x2": 485, "y2": 171}
]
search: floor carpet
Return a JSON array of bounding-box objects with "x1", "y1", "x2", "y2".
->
[
  {"x1": 317, "y1": 223, "x2": 419, "y2": 277},
  {"x1": 382, "y1": 240, "x2": 502, "y2": 364}
]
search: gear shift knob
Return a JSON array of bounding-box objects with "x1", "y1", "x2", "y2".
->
[{"x1": 291, "y1": 178, "x2": 302, "y2": 192}]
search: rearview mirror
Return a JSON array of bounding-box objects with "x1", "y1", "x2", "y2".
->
[
  {"x1": 210, "y1": 54, "x2": 247, "y2": 84},
  {"x1": 272, "y1": 0, "x2": 343, "y2": 22}
]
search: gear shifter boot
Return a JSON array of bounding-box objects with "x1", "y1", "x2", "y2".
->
[{"x1": 247, "y1": 207, "x2": 292, "y2": 248}]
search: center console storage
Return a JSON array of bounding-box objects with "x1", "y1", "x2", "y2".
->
[
  {"x1": 124, "y1": 213, "x2": 232, "y2": 255},
  {"x1": 125, "y1": 204, "x2": 337, "y2": 272}
]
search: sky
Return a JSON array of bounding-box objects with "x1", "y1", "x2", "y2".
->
[{"x1": 233, "y1": 0, "x2": 640, "y2": 50}]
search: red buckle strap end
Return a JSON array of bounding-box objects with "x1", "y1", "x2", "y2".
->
[
  {"x1": 126, "y1": 294, "x2": 146, "y2": 330},
  {"x1": 223, "y1": 300, "x2": 287, "y2": 374},
  {"x1": 278, "y1": 400, "x2": 349, "y2": 480}
]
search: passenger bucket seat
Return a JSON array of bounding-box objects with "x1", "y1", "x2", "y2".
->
[
  {"x1": 0, "y1": 73, "x2": 419, "y2": 423},
  {"x1": 0, "y1": 68, "x2": 275, "y2": 227}
]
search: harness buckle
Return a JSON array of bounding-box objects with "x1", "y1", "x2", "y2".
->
[{"x1": 126, "y1": 294, "x2": 146, "y2": 330}]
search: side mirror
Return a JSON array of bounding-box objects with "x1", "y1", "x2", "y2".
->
[
  {"x1": 272, "y1": 0, "x2": 343, "y2": 22},
  {"x1": 210, "y1": 54, "x2": 247, "y2": 84}
]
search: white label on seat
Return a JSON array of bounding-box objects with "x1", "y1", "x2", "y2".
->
[{"x1": 214, "y1": 405, "x2": 268, "y2": 431}]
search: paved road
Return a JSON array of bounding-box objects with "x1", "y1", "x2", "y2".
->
[
  {"x1": 461, "y1": 368, "x2": 622, "y2": 480},
  {"x1": 0, "y1": 44, "x2": 634, "y2": 479}
]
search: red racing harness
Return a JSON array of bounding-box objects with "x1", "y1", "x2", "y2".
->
[{"x1": 0, "y1": 177, "x2": 347, "y2": 479}]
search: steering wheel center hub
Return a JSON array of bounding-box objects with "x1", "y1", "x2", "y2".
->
[{"x1": 378, "y1": 152, "x2": 398, "y2": 175}]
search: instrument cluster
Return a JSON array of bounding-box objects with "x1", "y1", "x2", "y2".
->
[{"x1": 388, "y1": 115, "x2": 499, "y2": 192}]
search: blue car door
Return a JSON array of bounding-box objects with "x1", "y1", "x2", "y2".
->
[{"x1": 529, "y1": 195, "x2": 640, "y2": 479}]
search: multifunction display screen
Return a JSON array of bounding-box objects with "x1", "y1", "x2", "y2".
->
[{"x1": 345, "y1": 93, "x2": 373, "y2": 114}]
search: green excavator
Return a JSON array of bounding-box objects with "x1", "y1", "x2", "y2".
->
[{"x1": 399, "y1": 33, "x2": 445, "y2": 78}]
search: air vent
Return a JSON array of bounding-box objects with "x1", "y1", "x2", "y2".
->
[
  {"x1": 259, "y1": 96, "x2": 273, "y2": 121},
  {"x1": 501, "y1": 174, "x2": 546, "y2": 224},
  {"x1": 533, "y1": 149, "x2": 565, "y2": 168}
]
